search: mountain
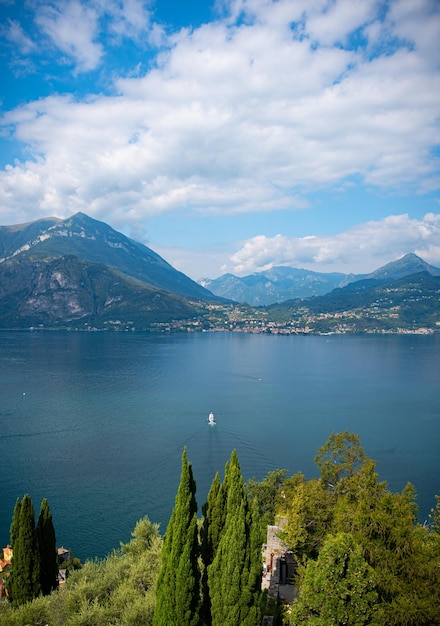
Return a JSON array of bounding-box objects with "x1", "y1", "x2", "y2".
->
[
  {"x1": 267, "y1": 271, "x2": 440, "y2": 333},
  {"x1": 0, "y1": 254, "x2": 205, "y2": 330},
  {"x1": 0, "y1": 212, "x2": 218, "y2": 301},
  {"x1": 200, "y1": 253, "x2": 440, "y2": 305},
  {"x1": 199, "y1": 267, "x2": 348, "y2": 305},
  {"x1": 366, "y1": 252, "x2": 440, "y2": 281}
]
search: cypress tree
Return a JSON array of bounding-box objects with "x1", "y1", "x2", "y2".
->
[
  {"x1": 153, "y1": 448, "x2": 200, "y2": 626},
  {"x1": 10, "y1": 494, "x2": 41, "y2": 606},
  {"x1": 200, "y1": 471, "x2": 228, "y2": 625},
  {"x1": 37, "y1": 498, "x2": 58, "y2": 595},
  {"x1": 201, "y1": 471, "x2": 226, "y2": 567},
  {"x1": 208, "y1": 450, "x2": 261, "y2": 626},
  {"x1": 9, "y1": 498, "x2": 21, "y2": 548}
]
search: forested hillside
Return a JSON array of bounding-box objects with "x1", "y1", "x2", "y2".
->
[{"x1": 1, "y1": 436, "x2": 439, "y2": 625}]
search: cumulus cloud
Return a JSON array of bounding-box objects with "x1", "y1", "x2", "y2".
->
[
  {"x1": 0, "y1": 0, "x2": 439, "y2": 275},
  {"x1": 34, "y1": 0, "x2": 104, "y2": 72},
  {"x1": 228, "y1": 213, "x2": 440, "y2": 275}
]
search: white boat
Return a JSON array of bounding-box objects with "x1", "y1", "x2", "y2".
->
[{"x1": 208, "y1": 412, "x2": 216, "y2": 425}]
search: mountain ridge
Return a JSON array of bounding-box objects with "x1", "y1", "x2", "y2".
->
[
  {"x1": 200, "y1": 253, "x2": 440, "y2": 305},
  {"x1": 0, "y1": 213, "x2": 438, "y2": 332},
  {"x1": 0, "y1": 212, "x2": 219, "y2": 302}
]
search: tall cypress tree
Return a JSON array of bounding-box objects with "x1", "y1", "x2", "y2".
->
[
  {"x1": 10, "y1": 494, "x2": 41, "y2": 606},
  {"x1": 9, "y1": 498, "x2": 21, "y2": 548},
  {"x1": 208, "y1": 450, "x2": 261, "y2": 626},
  {"x1": 154, "y1": 448, "x2": 200, "y2": 626},
  {"x1": 200, "y1": 471, "x2": 228, "y2": 625},
  {"x1": 201, "y1": 471, "x2": 226, "y2": 567},
  {"x1": 37, "y1": 498, "x2": 58, "y2": 595}
]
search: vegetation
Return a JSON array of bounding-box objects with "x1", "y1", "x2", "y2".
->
[
  {"x1": 1, "y1": 438, "x2": 440, "y2": 625},
  {"x1": 0, "y1": 517, "x2": 161, "y2": 626},
  {"x1": 207, "y1": 450, "x2": 261, "y2": 626},
  {"x1": 279, "y1": 435, "x2": 440, "y2": 625},
  {"x1": 37, "y1": 498, "x2": 58, "y2": 596},
  {"x1": 8, "y1": 495, "x2": 41, "y2": 606},
  {"x1": 153, "y1": 448, "x2": 200, "y2": 626}
]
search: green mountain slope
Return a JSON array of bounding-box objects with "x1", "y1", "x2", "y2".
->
[
  {"x1": 0, "y1": 254, "x2": 204, "y2": 330},
  {"x1": 0, "y1": 213, "x2": 218, "y2": 301},
  {"x1": 267, "y1": 272, "x2": 440, "y2": 332}
]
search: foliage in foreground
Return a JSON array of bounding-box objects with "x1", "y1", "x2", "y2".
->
[
  {"x1": 7, "y1": 495, "x2": 58, "y2": 606},
  {"x1": 279, "y1": 431, "x2": 440, "y2": 625},
  {"x1": 2, "y1": 433, "x2": 440, "y2": 626},
  {"x1": 0, "y1": 517, "x2": 161, "y2": 626}
]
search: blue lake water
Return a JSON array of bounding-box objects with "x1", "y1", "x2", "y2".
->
[{"x1": 0, "y1": 331, "x2": 439, "y2": 561}]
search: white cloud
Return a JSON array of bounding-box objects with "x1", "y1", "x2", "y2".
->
[
  {"x1": 228, "y1": 213, "x2": 440, "y2": 275},
  {"x1": 306, "y1": 0, "x2": 379, "y2": 46},
  {"x1": 34, "y1": 0, "x2": 103, "y2": 72},
  {"x1": 5, "y1": 19, "x2": 36, "y2": 54},
  {"x1": 0, "y1": 0, "x2": 439, "y2": 233}
]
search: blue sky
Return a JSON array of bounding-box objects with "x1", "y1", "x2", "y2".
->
[{"x1": 0, "y1": 0, "x2": 439, "y2": 280}]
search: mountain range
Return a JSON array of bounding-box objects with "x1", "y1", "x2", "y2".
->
[
  {"x1": 199, "y1": 253, "x2": 440, "y2": 305},
  {"x1": 0, "y1": 212, "x2": 438, "y2": 331}
]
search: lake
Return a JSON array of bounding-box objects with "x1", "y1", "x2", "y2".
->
[{"x1": 1, "y1": 331, "x2": 439, "y2": 561}]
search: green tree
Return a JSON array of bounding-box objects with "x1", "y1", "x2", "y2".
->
[
  {"x1": 280, "y1": 475, "x2": 334, "y2": 560},
  {"x1": 429, "y1": 494, "x2": 440, "y2": 533},
  {"x1": 9, "y1": 499, "x2": 21, "y2": 548},
  {"x1": 153, "y1": 448, "x2": 200, "y2": 626},
  {"x1": 333, "y1": 463, "x2": 440, "y2": 624},
  {"x1": 0, "y1": 515, "x2": 162, "y2": 626},
  {"x1": 208, "y1": 450, "x2": 261, "y2": 626},
  {"x1": 246, "y1": 468, "x2": 288, "y2": 533},
  {"x1": 36, "y1": 498, "x2": 58, "y2": 595},
  {"x1": 9, "y1": 494, "x2": 41, "y2": 606},
  {"x1": 201, "y1": 471, "x2": 226, "y2": 568},
  {"x1": 314, "y1": 430, "x2": 368, "y2": 488},
  {"x1": 290, "y1": 532, "x2": 377, "y2": 625},
  {"x1": 200, "y1": 471, "x2": 227, "y2": 625}
]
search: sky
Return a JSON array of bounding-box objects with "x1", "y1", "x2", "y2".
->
[{"x1": 0, "y1": 0, "x2": 439, "y2": 280}]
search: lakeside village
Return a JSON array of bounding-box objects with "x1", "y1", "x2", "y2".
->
[{"x1": 147, "y1": 302, "x2": 437, "y2": 335}]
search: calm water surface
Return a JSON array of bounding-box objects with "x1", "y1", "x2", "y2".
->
[{"x1": 1, "y1": 331, "x2": 439, "y2": 560}]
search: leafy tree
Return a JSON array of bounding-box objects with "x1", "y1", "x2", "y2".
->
[
  {"x1": 153, "y1": 448, "x2": 200, "y2": 626},
  {"x1": 429, "y1": 494, "x2": 440, "y2": 533},
  {"x1": 332, "y1": 463, "x2": 440, "y2": 624},
  {"x1": 208, "y1": 450, "x2": 261, "y2": 626},
  {"x1": 36, "y1": 498, "x2": 58, "y2": 595},
  {"x1": 9, "y1": 494, "x2": 41, "y2": 606},
  {"x1": 120, "y1": 516, "x2": 161, "y2": 557},
  {"x1": 290, "y1": 532, "x2": 378, "y2": 625},
  {"x1": 246, "y1": 468, "x2": 288, "y2": 533},
  {"x1": 314, "y1": 430, "x2": 368, "y2": 487},
  {"x1": 280, "y1": 476, "x2": 334, "y2": 560}
]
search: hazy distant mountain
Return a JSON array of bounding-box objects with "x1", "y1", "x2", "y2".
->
[
  {"x1": 0, "y1": 212, "x2": 219, "y2": 301},
  {"x1": 199, "y1": 267, "x2": 348, "y2": 305},
  {"x1": 200, "y1": 253, "x2": 440, "y2": 305}
]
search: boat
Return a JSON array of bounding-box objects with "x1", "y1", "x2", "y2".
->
[{"x1": 208, "y1": 412, "x2": 216, "y2": 425}]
